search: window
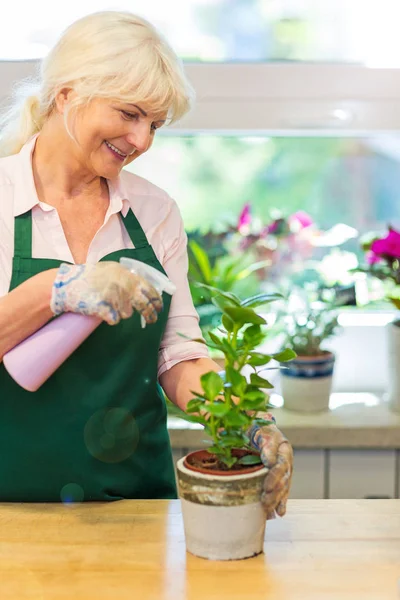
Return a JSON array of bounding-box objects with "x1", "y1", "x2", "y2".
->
[
  {"x1": 1, "y1": 0, "x2": 400, "y2": 64},
  {"x1": 131, "y1": 134, "x2": 400, "y2": 306},
  {"x1": 131, "y1": 135, "x2": 400, "y2": 235}
]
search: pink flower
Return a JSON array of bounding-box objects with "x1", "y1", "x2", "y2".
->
[
  {"x1": 237, "y1": 203, "x2": 252, "y2": 233},
  {"x1": 371, "y1": 228, "x2": 400, "y2": 259},
  {"x1": 366, "y1": 251, "x2": 381, "y2": 265},
  {"x1": 266, "y1": 220, "x2": 280, "y2": 234},
  {"x1": 288, "y1": 211, "x2": 314, "y2": 231}
]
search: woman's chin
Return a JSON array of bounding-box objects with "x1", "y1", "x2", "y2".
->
[{"x1": 97, "y1": 162, "x2": 124, "y2": 179}]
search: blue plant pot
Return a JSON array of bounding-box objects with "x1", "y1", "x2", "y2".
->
[{"x1": 281, "y1": 351, "x2": 335, "y2": 412}]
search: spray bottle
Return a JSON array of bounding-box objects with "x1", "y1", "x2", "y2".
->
[{"x1": 3, "y1": 258, "x2": 176, "y2": 392}]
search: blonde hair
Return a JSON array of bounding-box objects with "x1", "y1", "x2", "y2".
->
[{"x1": 0, "y1": 11, "x2": 193, "y2": 156}]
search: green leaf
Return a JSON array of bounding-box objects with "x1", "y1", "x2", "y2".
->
[
  {"x1": 250, "y1": 373, "x2": 274, "y2": 389},
  {"x1": 195, "y1": 284, "x2": 241, "y2": 305},
  {"x1": 185, "y1": 398, "x2": 204, "y2": 413},
  {"x1": 189, "y1": 390, "x2": 207, "y2": 399},
  {"x1": 189, "y1": 240, "x2": 212, "y2": 283},
  {"x1": 221, "y1": 455, "x2": 238, "y2": 468},
  {"x1": 388, "y1": 286, "x2": 400, "y2": 309},
  {"x1": 225, "y1": 366, "x2": 247, "y2": 396},
  {"x1": 224, "y1": 306, "x2": 266, "y2": 327},
  {"x1": 221, "y1": 338, "x2": 238, "y2": 360},
  {"x1": 200, "y1": 371, "x2": 223, "y2": 401},
  {"x1": 186, "y1": 337, "x2": 207, "y2": 345},
  {"x1": 243, "y1": 389, "x2": 266, "y2": 402},
  {"x1": 211, "y1": 294, "x2": 239, "y2": 312},
  {"x1": 233, "y1": 260, "x2": 273, "y2": 281},
  {"x1": 207, "y1": 333, "x2": 237, "y2": 361},
  {"x1": 248, "y1": 352, "x2": 272, "y2": 366},
  {"x1": 208, "y1": 331, "x2": 225, "y2": 350},
  {"x1": 243, "y1": 325, "x2": 266, "y2": 347},
  {"x1": 223, "y1": 412, "x2": 252, "y2": 428},
  {"x1": 389, "y1": 297, "x2": 400, "y2": 310},
  {"x1": 240, "y1": 292, "x2": 283, "y2": 308},
  {"x1": 184, "y1": 335, "x2": 222, "y2": 352},
  {"x1": 237, "y1": 454, "x2": 262, "y2": 466},
  {"x1": 219, "y1": 435, "x2": 246, "y2": 448},
  {"x1": 241, "y1": 398, "x2": 269, "y2": 411},
  {"x1": 181, "y1": 414, "x2": 208, "y2": 426},
  {"x1": 222, "y1": 313, "x2": 234, "y2": 332},
  {"x1": 272, "y1": 348, "x2": 297, "y2": 362},
  {"x1": 206, "y1": 402, "x2": 231, "y2": 417}
]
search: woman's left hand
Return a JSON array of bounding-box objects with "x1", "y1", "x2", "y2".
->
[{"x1": 250, "y1": 418, "x2": 293, "y2": 520}]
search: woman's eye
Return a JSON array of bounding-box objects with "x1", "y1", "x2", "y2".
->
[{"x1": 121, "y1": 110, "x2": 139, "y2": 120}]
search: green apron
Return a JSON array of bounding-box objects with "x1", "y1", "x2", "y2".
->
[{"x1": 0, "y1": 208, "x2": 177, "y2": 502}]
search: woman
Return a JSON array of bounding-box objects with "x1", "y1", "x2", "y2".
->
[{"x1": 0, "y1": 11, "x2": 292, "y2": 516}]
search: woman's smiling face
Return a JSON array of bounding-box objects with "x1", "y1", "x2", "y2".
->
[{"x1": 63, "y1": 95, "x2": 166, "y2": 179}]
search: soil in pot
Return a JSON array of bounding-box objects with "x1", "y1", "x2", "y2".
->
[{"x1": 184, "y1": 448, "x2": 264, "y2": 476}]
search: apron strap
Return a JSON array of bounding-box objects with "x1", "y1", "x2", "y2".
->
[
  {"x1": 14, "y1": 211, "x2": 32, "y2": 260},
  {"x1": 13, "y1": 207, "x2": 151, "y2": 260},
  {"x1": 122, "y1": 209, "x2": 149, "y2": 249}
]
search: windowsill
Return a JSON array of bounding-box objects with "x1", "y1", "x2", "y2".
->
[{"x1": 167, "y1": 393, "x2": 400, "y2": 449}]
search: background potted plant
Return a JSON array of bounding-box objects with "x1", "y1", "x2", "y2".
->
[
  {"x1": 358, "y1": 226, "x2": 400, "y2": 412},
  {"x1": 176, "y1": 285, "x2": 295, "y2": 561},
  {"x1": 188, "y1": 237, "x2": 270, "y2": 368},
  {"x1": 276, "y1": 290, "x2": 339, "y2": 412}
]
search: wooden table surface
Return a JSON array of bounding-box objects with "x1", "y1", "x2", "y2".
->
[{"x1": 0, "y1": 499, "x2": 399, "y2": 600}]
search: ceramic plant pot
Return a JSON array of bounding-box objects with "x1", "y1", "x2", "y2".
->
[
  {"x1": 177, "y1": 449, "x2": 268, "y2": 561},
  {"x1": 280, "y1": 351, "x2": 335, "y2": 412},
  {"x1": 387, "y1": 322, "x2": 400, "y2": 413}
]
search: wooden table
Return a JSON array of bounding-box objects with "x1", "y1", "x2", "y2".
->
[{"x1": 0, "y1": 499, "x2": 399, "y2": 599}]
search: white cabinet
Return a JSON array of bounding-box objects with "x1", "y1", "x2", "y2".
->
[
  {"x1": 171, "y1": 446, "x2": 400, "y2": 500},
  {"x1": 329, "y1": 450, "x2": 396, "y2": 499},
  {"x1": 290, "y1": 450, "x2": 325, "y2": 499}
]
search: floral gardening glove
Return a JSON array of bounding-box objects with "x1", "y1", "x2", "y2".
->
[
  {"x1": 249, "y1": 414, "x2": 293, "y2": 520},
  {"x1": 50, "y1": 262, "x2": 163, "y2": 325}
]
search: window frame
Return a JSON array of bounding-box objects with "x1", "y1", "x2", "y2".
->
[{"x1": 1, "y1": 61, "x2": 400, "y2": 134}]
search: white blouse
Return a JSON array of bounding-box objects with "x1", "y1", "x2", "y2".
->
[{"x1": 0, "y1": 135, "x2": 208, "y2": 377}]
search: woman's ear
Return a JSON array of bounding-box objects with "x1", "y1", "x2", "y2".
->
[{"x1": 54, "y1": 88, "x2": 76, "y2": 114}]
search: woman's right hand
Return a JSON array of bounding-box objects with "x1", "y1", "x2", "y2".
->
[{"x1": 50, "y1": 262, "x2": 163, "y2": 325}]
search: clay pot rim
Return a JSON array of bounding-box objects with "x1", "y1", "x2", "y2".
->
[{"x1": 183, "y1": 448, "x2": 265, "y2": 477}]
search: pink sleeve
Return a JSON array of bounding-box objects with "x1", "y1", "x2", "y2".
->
[{"x1": 157, "y1": 201, "x2": 209, "y2": 378}]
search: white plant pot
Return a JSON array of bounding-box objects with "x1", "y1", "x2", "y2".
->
[
  {"x1": 280, "y1": 352, "x2": 335, "y2": 413},
  {"x1": 387, "y1": 322, "x2": 400, "y2": 413},
  {"x1": 176, "y1": 456, "x2": 268, "y2": 561}
]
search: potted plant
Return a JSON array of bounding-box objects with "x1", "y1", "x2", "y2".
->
[
  {"x1": 188, "y1": 238, "x2": 270, "y2": 369},
  {"x1": 176, "y1": 286, "x2": 295, "y2": 561},
  {"x1": 278, "y1": 292, "x2": 339, "y2": 412},
  {"x1": 358, "y1": 226, "x2": 400, "y2": 412},
  {"x1": 188, "y1": 238, "x2": 270, "y2": 331}
]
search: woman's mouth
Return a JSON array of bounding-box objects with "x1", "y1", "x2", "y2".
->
[{"x1": 104, "y1": 140, "x2": 127, "y2": 162}]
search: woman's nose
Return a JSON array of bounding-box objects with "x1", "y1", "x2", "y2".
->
[{"x1": 126, "y1": 123, "x2": 152, "y2": 154}]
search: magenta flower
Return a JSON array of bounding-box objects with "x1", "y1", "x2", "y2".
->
[
  {"x1": 237, "y1": 203, "x2": 252, "y2": 233},
  {"x1": 366, "y1": 251, "x2": 381, "y2": 265},
  {"x1": 288, "y1": 211, "x2": 314, "y2": 231},
  {"x1": 266, "y1": 220, "x2": 280, "y2": 234},
  {"x1": 371, "y1": 228, "x2": 400, "y2": 259}
]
